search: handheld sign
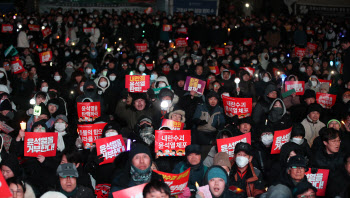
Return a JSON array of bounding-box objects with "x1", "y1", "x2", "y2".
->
[
  {"x1": 39, "y1": 51, "x2": 53, "y2": 63},
  {"x1": 125, "y1": 75, "x2": 150, "y2": 93},
  {"x1": 41, "y1": 27, "x2": 52, "y2": 37},
  {"x1": 184, "y1": 76, "x2": 206, "y2": 95},
  {"x1": 209, "y1": 66, "x2": 220, "y2": 75},
  {"x1": 96, "y1": 135, "x2": 126, "y2": 165},
  {"x1": 134, "y1": 43, "x2": 148, "y2": 53},
  {"x1": 78, "y1": 123, "x2": 107, "y2": 149},
  {"x1": 222, "y1": 96, "x2": 252, "y2": 119},
  {"x1": 83, "y1": 27, "x2": 95, "y2": 34},
  {"x1": 305, "y1": 169, "x2": 329, "y2": 196},
  {"x1": 161, "y1": 119, "x2": 184, "y2": 130},
  {"x1": 155, "y1": 130, "x2": 191, "y2": 157},
  {"x1": 112, "y1": 183, "x2": 147, "y2": 198},
  {"x1": 0, "y1": 173, "x2": 12, "y2": 198},
  {"x1": 284, "y1": 81, "x2": 305, "y2": 95},
  {"x1": 11, "y1": 60, "x2": 25, "y2": 74},
  {"x1": 217, "y1": 133, "x2": 251, "y2": 161},
  {"x1": 1, "y1": 24, "x2": 13, "y2": 33},
  {"x1": 0, "y1": 121, "x2": 14, "y2": 134},
  {"x1": 175, "y1": 38, "x2": 188, "y2": 47},
  {"x1": 176, "y1": 27, "x2": 188, "y2": 34},
  {"x1": 77, "y1": 102, "x2": 101, "y2": 122},
  {"x1": 240, "y1": 67, "x2": 255, "y2": 78},
  {"x1": 28, "y1": 24, "x2": 40, "y2": 31},
  {"x1": 316, "y1": 92, "x2": 336, "y2": 109},
  {"x1": 154, "y1": 168, "x2": 191, "y2": 195},
  {"x1": 24, "y1": 132, "x2": 58, "y2": 157},
  {"x1": 294, "y1": 47, "x2": 306, "y2": 58},
  {"x1": 271, "y1": 127, "x2": 292, "y2": 154},
  {"x1": 153, "y1": 85, "x2": 171, "y2": 95},
  {"x1": 163, "y1": 24, "x2": 172, "y2": 32},
  {"x1": 215, "y1": 48, "x2": 225, "y2": 57},
  {"x1": 307, "y1": 42, "x2": 318, "y2": 51}
]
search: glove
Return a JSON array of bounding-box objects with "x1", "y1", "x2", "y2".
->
[
  {"x1": 178, "y1": 187, "x2": 191, "y2": 198},
  {"x1": 147, "y1": 88, "x2": 156, "y2": 101},
  {"x1": 198, "y1": 120, "x2": 208, "y2": 126},
  {"x1": 26, "y1": 108, "x2": 34, "y2": 115}
]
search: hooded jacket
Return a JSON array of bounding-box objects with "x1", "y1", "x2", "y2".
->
[
  {"x1": 267, "y1": 98, "x2": 292, "y2": 131},
  {"x1": 94, "y1": 75, "x2": 111, "y2": 94}
]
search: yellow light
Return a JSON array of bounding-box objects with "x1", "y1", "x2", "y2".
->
[
  {"x1": 224, "y1": 43, "x2": 227, "y2": 45},
  {"x1": 56, "y1": 35, "x2": 59, "y2": 39},
  {"x1": 228, "y1": 28, "x2": 231, "y2": 32}
]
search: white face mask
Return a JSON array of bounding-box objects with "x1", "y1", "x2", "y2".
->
[
  {"x1": 102, "y1": 70, "x2": 107, "y2": 76},
  {"x1": 291, "y1": 137, "x2": 304, "y2": 145},
  {"x1": 41, "y1": 86, "x2": 48, "y2": 92},
  {"x1": 343, "y1": 98, "x2": 350, "y2": 104},
  {"x1": 109, "y1": 75, "x2": 116, "y2": 81},
  {"x1": 151, "y1": 74, "x2": 158, "y2": 80},
  {"x1": 168, "y1": 58, "x2": 173, "y2": 62},
  {"x1": 280, "y1": 56, "x2": 285, "y2": 60},
  {"x1": 55, "y1": 123, "x2": 66, "y2": 132},
  {"x1": 100, "y1": 81, "x2": 107, "y2": 88},
  {"x1": 272, "y1": 58, "x2": 278, "y2": 63},
  {"x1": 139, "y1": 65, "x2": 146, "y2": 72},
  {"x1": 236, "y1": 156, "x2": 249, "y2": 168},
  {"x1": 261, "y1": 134, "x2": 274, "y2": 146},
  {"x1": 75, "y1": 50, "x2": 80, "y2": 54},
  {"x1": 86, "y1": 68, "x2": 92, "y2": 74},
  {"x1": 80, "y1": 86, "x2": 84, "y2": 92},
  {"x1": 65, "y1": 52, "x2": 70, "y2": 57},
  {"x1": 263, "y1": 77, "x2": 270, "y2": 82},
  {"x1": 173, "y1": 55, "x2": 178, "y2": 58},
  {"x1": 0, "y1": 73, "x2": 4, "y2": 78},
  {"x1": 234, "y1": 60, "x2": 240, "y2": 64},
  {"x1": 159, "y1": 82, "x2": 166, "y2": 88},
  {"x1": 311, "y1": 81, "x2": 317, "y2": 87},
  {"x1": 106, "y1": 131, "x2": 118, "y2": 137},
  {"x1": 299, "y1": 67, "x2": 306, "y2": 72},
  {"x1": 54, "y1": 76, "x2": 61, "y2": 82},
  {"x1": 252, "y1": 60, "x2": 258, "y2": 64},
  {"x1": 186, "y1": 61, "x2": 192, "y2": 66}
]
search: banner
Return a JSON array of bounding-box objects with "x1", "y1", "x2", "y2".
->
[
  {"x1": 225, "y1": 45, "x2": 233, "y2": 51},
  {"x1": 77, "y1": 102, "x2": 101, "y2": 122},
  {"x1": 307, "y1": 42, "x2": 317, "y2": 51},
  {"x1": 4, "y1": 45, "x2": 18, "y2": 57},
  {"x1": 305, "y1": 169, "x2": 329, "y2": 196},
  {"x1": 0, "y1": 121, "x2": 14, "y2": 134},
  {"x1": 215, "y1": 48, "x2": 225, "y2": 56},
  {"x1": 125, "y1": 75, "x2": 150, "y2": 93},
  {"x1": 41, "y1": 27, "x2": 52, "y2": 37},
  {"x1": 1, "y1": 24, "x2": 13, "y2": 33},
  {"x1": 161, "y1": 119, "x2": 184, "y2": 130},
  {"x1": 173, "y1": 0, "x2": 217, "y2": 15},
  {"x1": 153, "y1": 85, "x2": 171, "y2": 95},
  {"x1": 134, "y1": 43, "x2": 148, "y2": 53},
  {"x1": 240, "y1": 67, "x2": 256, "y2": 78},
  {"x1": 318, "y1": 79, "x2": 332, "y2": 86},
  {"x1": 316, "y1": 92, "x2": 336, "y2": 109},
  {"x1": 222, "y1": 96, "x2": 252, "y2": 118},
  {"x1": 155, "y1": 130, "x2": 191, "y2": 157},
  {"x1": 28, "y1": 24, "x2": 40, "y2": 31},
  {"x1": 175, "y1": 38, "x2": 188, "y2": 47},
  {"x1": 112, "y1": 183, "x2": 147, "y2": 198},
  {"x1": 24, "y1": 132, "x2": 58, "y2": 157},
  {"x1": 0, "y1": 173, "x2": 12, "y2": 198},
  {"x1": 176, "y1": 27, "x2": 188, "y2": 34},
  {"x1": 11, "y1": 60, "x2": 25, "y2": 74},
  {"x1": 153, "y1": 168, "x2": 190, "y2": 195},
  {"x1": 243, "y1": 38, "x2": 253, "y2": 46},
  {"x1": 78, "y1": 123, "x2": 107, "y2": 149},
  {"x1": 294, "y1": 47, "x2": 306, "y2": 57},
  {"x1": 95, "y1": 184, "x2": 111, "y2": 198},
  {"x1": 306, "y1": 30, "x2": 315, "y2": 35},
  {"x1": 39, "y1": 51, "x2": 52, "y2": 63},
  {"x1": 163, "y1": 24, "x2": 172, "y2": 32},
  {"x1": 271, "y1": 127, "x2": 292, "y2": 154},
  {"x1": 217, "y1": 133, "x2": 251, "y2": 160},
  {"x1": 184, "y1": 76, "x2": 206, "y2": 95},
  {"x1": 209, "y1": 66, "x2": 220, "y2": 75},
  {"x1": 96, "y1": 135, "x2": 126, "y2": 165},
  {"x1": 284, "y1": 81, "x2": 305, "y2": 95},
  {"x1": 83, "y1": 27, "x2": 95, "y2": 34}
]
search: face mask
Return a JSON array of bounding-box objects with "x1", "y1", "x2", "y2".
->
[
  {"x1": 186, "y1": 61, "x2": 192, "y2": 66},
  {"x1": 263, "y1": 77, "x2": 270, "y2": 82},
  {"x1": 292, "y1": 137, "x2": 304, "y2": 145},
  {"x1": 55, "y1": 123, "x2": 66, "y2": 132},
  {"x1": 215, "y1": 25, "x2": 219, "y2": 29},
  {"x1": 140, "y1": 126, "x2": 155, "y2": 145},
  {"x1": 41, "y1": 86, "x2": 48, "y2": 92},
  {"x1": 299, "y1": 67, "x2": 306, "y2": 72},
  {"x1": 311, "y1": 81, "x2": 317, "y2": 87},
  {"x1": 280, "y1": 56, "x2": 285, "y2": 60},
  {"x1": 86, "y1": 68, "x2": 92, "y2": 74},
  {"x1": 106, "y1": 131, "x2": 118, "y2": 137},
  {"x1": 268, "y1": 107, "x2": 284, "y2": 122},
  {"x1": 234, "y1": 60, "x2": 240, "y2": 64},
  {"x1": 65, "y1": 52, "x2": 70, "y2": 57},
  {"x1": 100, "y1": 81, "x2": 107, "y2": 88},
  {"x1": 135, "y1": 25, "x2": 139, "y2": 28},
  {"x1": 109, "y1": 75, "x2": 116, "y2": 81},
  {"x1": 343, "y1": 98, "x2": 350, "y2": 104},
  {"x1": 159, "y1": 82, "x2": 166, "y2": 88},
  {"x1": 83, "y1": 23, "x2": 87, "y2": 27},
  {"x1": 314, "y1": 66, "x2": 319, "y2": 71},
  {"x1": 261, "y1": 134, "x2": 274, "y2": 146},
  {"x1": 38, "y1": 48, "x2": 42, "y2": 52},
  {"x1": 91, "y1": 51, "x2": 96, "y2": 56},
  {"x1": 257, "y1": 29, "x2": 261, "y2": 32},
  {"x1": 252, "y1": 60, "x2": 258, "y2": 64},
  {"x1": 167, "y1": 58, "x2": 173, "y2": 62},
  {"x1": 151, "y1": 74, "x2": 158, "y2": 80},
  {"x1": 75, "y1": 50, "x2": 80, "y2": 54},
  {"x1": 43, "y1": 23, "x2": 47, "y2": 26},
  {"x1": 30, "y1": 20, "x2": 34, "y2": 24},
  {"x1": 0, "y1": 73, "x2": 4, "y2": 78},
  {"x1": 127, "y1": 22, "x2": 131, "y2": 26},
  {"x1": 6, "y1": 111, "x2": 14, "y2": 120},
  {"x1": 54, "y1": 76, "x2": 61, "y2": 82},
  {"x1": 173, "y1": 55, "x2": 178, "y2": 58},
  {"x1": 145, "y1": 56, "x2": 149, "y2": 61},
  {"x1": 139, "y1": 65, "x2": 146, "y2": 72},
  {"x1": 211, "y1": 54, "x2": 216, "y2": 58},
  {"x1": 272, "y1": 58, "x2": 278, "y2": 63},
  {"x1": 272, "y1": 26, "x2": 277, "y2": 30},
  {"x1": 236, "y1": 156, "x2": 249, "y2": 168},
  {"x1": 80, "y1": 86, "x2": 84, "y2": 92}
]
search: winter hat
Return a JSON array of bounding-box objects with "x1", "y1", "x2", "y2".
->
[
  {"x1": 128, "y1": 143, "x2": 152, "y2": 163},
  {"x1": 56, "y1": 163, "x2": 79, "y2": 178},
  {"x1": 1, "y1": 154, "x2": 20, "y2": 177},
  {"x1": 185, "y1": 144, "x2": 201, "y2": 156},
  {"x1": 287, "y1": 155, "x2": 308, "y2": 170},
  {"x1": 41, "y1": 191, "x2": 67, "y2": 198},
  {"x1": 319, "y1": 83, "x2": 330, "y2": 93},
  {"x1": 131, "y1": 93, "x2": 147, "y2": 103},
  {"x1": 31, "y1": 120, "x2": 48, "y2": 132},
  {"x1": 47, "y1": 98, "x2": 60, "y2": 110},
  {"x1": 307, "y1": 103, "x2": 322, "y2": 114},
  {"x1": 213, "y1": 152, "x2": 231, "y2": 170},
  {"x1": 234, "y1": 142, "x2": 253, "y2": 156},
  {"x1": 39, "y1": 103, "x2": 50, "y2": 117},
  {"x1": 327, "y1": 119, "x2": 341, "y2": 128},
  {"x1": 264, "y1": 184, "x2": 292, "y2": 198},
  {"x1": 206, "y1": 91, "x2": 220, "y2": 101},
  {"x1": 302, "y1": 89, "x2": 316, "y2": 100},
  {"x1": 102, "y1": 122, "x2": 121, "y2": 137},
  {"x1": 55, "y1": 114, "x2": 68, "y2": 123},
  {"x1": 159, "y1": 88, "x2": 174, "y2": 101},
  {"x1": 138, "y1": 115, "x2": 153, "y2": 125},
  {"x1": 168, "y1": 109, "x2": 186, "y2": 123},
  {"x1": 0, "y1": 99, "x2": 12, "y2": 111},
  {"x1": 207, "y1": 166, "x2": 227, "y2": 184},
  {"x1": 291, "y1": 123, "x2": 305, "y2": 138},
  {"x1": 238, "y1": 116, "x2": 253, "y2": 126},
  {"x1": 292, "y1": 181, "x2": 317, "y2": 197},
  {"x1": 260, "y1": 125, "x2": 274, "y2": 136}
]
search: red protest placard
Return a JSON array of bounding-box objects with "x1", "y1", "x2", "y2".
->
[
  {"x1": 240, "y1": 67, "x2": 256, "y2": 78},
  {"x1": 146, "y1": 64, "x2": 153, "y2": 71},
  {"x1": 306, "y1": 30, "x2": 315, "y2": 35},
  {"x1": 95, "y1": 184, "x2": 111, "y2": 198},
  {"x1": 294, "y1": 47, "x2": 306, "y2": 57},
  {"x1": 154, "y1": 168, "x2": 190, "y2": 195},
  {"x1": 144, "y1": 7, "x2": 153, "y2": 14},
  {"x1": 0, "y1": 173, "x2": 12, "y2": 198},
  {"x1": 305, "y1": 169, "x2": 329, "y2": 196},
  {"x1": 125, "y1": 75, "x2": 150, "y2": 93},
  {"x1": 41, "y1": 27, "x2": 52, "y2": 37},
  {"x1": 209, "y1": 66, "x2": 220, "y2": 75},
  {"x1": 1, "y1": 24, "x2": 13, "y2": 33},
  {"x1": 83, "y1": 27, "x2": 95, "y2": 34},
  {"x1": 316, "y1": 92, "x2": 336, "y2": 109},
  {"x1": 96, "y1": 135, "x2": 126, "y2": 165},
  {"x1": 194, "y1": 40, "x2": 200, "y2": 47},
  {"x1": 243, "y1": 38, "x2": 253, "y2": 46},
  {"x1": 176, "y1": 27, "x2": 188, "y2": 34},
  {"x1": 271, "y1": 127, "x2": 292, "y2": 154},
  {"x1": 163, "y1": 24, "x2": 172, "y2": 32},
  {"x1": 39, "y1": 51, "x2": 52, "y2": 63},
  {"x1": 24, "y1": 132, "x2": 58, "y2": 157},
  {"x1": 78, "y1": 123, "x2": 107, "y2": 149},
  {"x1": 11, "y1": 60, "x2": 25, "y2": 74},
  {"x1": 318, "y1": 79, "x2": 332, "y2": 86},
  {"x1": 161, "y1": 119, "x2": 184, "y2": 130},
  {"x1": 307, "y1": 42, "x2": 318, "y2": 51},
  {"x1": 215, "y1": 48, "x2": 225, "y2": 56},
  {"x1": 184, "y1": 76, "x2": 206, "y2": 95},
  {"x1": 284, "y1": 81, "x2": 305, "y2": 95},
  {"x1": 225, "y1": 45, "x2": 233, "y2": 51},
  {"x1": 175, "y1": 38, "x2": 188, "y2": 47},
  {"x1": 28, "y1": 24, "x2": 40, "y2": 31},
  {"x1": 155, "y1": 130, "x2": 191, "y2": 157},
  {"x1": 77, "y1": 102, "x2": 101, "y2": 122},
  {"x1": 222, "y1": 96, "x2": 252, "y2": 119},
  {"x1": 112, "y1": 183, "x2": 147, "y2": 198},
  {"x1": 217, "y1": 133, "x2": 251, "y2": 161},
  {"x1": 134, "y1": 43, "x2": 148, "y2": 53}
]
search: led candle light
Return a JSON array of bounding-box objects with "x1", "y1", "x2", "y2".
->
[
  {"x1": 195, "y1": 182, "x2": 199, "y2": 190},
  {"x1": 234, "y1": 78, "x2": 240, "y2": 89}
]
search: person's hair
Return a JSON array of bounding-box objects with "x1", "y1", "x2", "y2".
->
[
  {"x1": 340, "y1": 37, "x2": 350, "y2": 44},
  {"x1": 62, "y1": 148, "x2": 83, "y2": 164},
  {"x1": 321, "y1": 128, "x2": 340, "y2": 142},
  {"x1": 143, "y1": 180, "x2": 171, "y2": 197},
  {"x1": 6, "y1": 177, "x2": 26, "y2": 193}
]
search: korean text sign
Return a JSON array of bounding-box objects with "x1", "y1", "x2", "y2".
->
[
  {"x1": 161, "y1": 119, "x2": 184, "y2": 130},
  {"x1": 125, "y1": 75, "x2": 150, "y2": 93},
  {"x1": 154, "y1": 168, "x2": 190, "y2": 195},
  {"x1": 0, "y1": 173, "x2": 12, "y2": 197},
  {"x1": 240, "y1": 67, "x2": 255, "y2": 77},
  {"x1": 184, "y1": 76, "x2": 206, "y2": 95},
  {"x1": 305, "y1": 169, "x2": 329, "y2": 196},
  {"x1": 285, "y1": 81, "x2": 305, "y2": 95},
  {"x1": 24, "y1": 132, "x2": 58, "y2": 157},
  {"x1": 1, "y1": 24, "x2": 13, "y2": 33},
  {"x1": 96, "y1": 135, "x2": 126, "y2": 165},
  {"x1": 28, "y1": 24, "x2": 40, "y2": 31},
  {"x1": 134, "y1": 43, "x2": 148, "y2": 53},
  {"x1": 77, "y1": 102, "x2": 101, "y2": 122},
  {"x1": 41, "y1": 27, "x2": 52, "y2": 37},
  {"x1": 163, "y1": 24, "x2": 172, "y2": 32},
  {"x1": 39, "y1": 51, "x2": 52, "y2": 63},
  {"x1": 209, "y1": 66, "x2": 220, "y2": 75},
  {"x1": 175, "y1": 38, "x2": 188, "y2": 47},
  {"x1": 217, "y1": 133, "x2": 251, "y2": 160},
  {"x1": 271, "y1": 127, "x2": 292, "y2": 154},
  {"x1": 155, "y1": 130, "x2": 191, "y2": 157},
  {"x1": 11, "y1": 60, "x2": 25, "y2": 74},
  {"x1": 316, "y1": 92, "x2": 336, "y2": 109},
  {"x1": 222, "y1": 96, "x2": 252, "y2": 118},
  {"x1": 294, "y1": 47, "x2": 306, "y2": 57},
  {"x1": 112, "y1": 183, "x2": 147, "y2": 198},
  {"x1": 78, "y1": 123, "x2": 107, "y2": 149}
]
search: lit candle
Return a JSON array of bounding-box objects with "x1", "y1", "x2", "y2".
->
[
  {"x1": 342, "y1": 121, "x2": 345, "y2": 125},
  {"x1": 195, "y1": 182, "x2": 199, "y2": 190},
  {"x1": 265, "y1": 119, "x2": 268, "y2": 125},
  {"x1": 20, "y1": 121, "x2": 26, "y2": 130},
  {"x1": 228, "y1": 28, "x2": 231, "y2": 32}
]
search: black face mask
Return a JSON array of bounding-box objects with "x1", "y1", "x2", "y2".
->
[{"x1": 268, "y1": 107, "x2": 284, "y2": 122}]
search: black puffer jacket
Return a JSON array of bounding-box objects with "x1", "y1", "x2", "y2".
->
[
  {"x1": 326, "y1": 166, "x2": 350, "y2": 197},
  {"x1": 311, "y1": 147, "x2": 345, "y2": 172}
]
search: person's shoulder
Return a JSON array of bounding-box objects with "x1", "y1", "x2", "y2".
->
[{"x1": 76, "y1": 185, "x2": 94, "y2": 197}]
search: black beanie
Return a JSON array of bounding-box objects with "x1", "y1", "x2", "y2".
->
[
  {"x1": 102, "y1": 122, "x2": 121, "y2": 137},
  {"x1": 1, "y1": 154, "x2": 20, "y2": 177},
  {"x1": 307, "y1": 103, "x2": 323, "y2": 114},
  {"x1": 159, "y1": 88, "x2": 174, "y2": 101},
  {"x1": 303, "y1": 89, "x2": 316, "y2": 100},
  {"x1": 291, "y1": 123, "x2": 305, "y2": 138},
  {"x1": 0, "y1": 99, "x2": 12, "y2": 111},
  {"x1": 128, "y1": 143, "x2": 152, "y2": 163},
  {"x1": 39, "y1": 103, "x2": 50, "y2": 117},
  {"x1": 131, "y1": 93, "x2": 147, "y2": 103}
]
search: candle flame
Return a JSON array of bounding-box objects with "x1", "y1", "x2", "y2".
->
[
  {"x1": 195, "y1": 182, "x2": 199, "y2": 188},
  {"x1": 342, "y1": 121, "x2": 345, "y2": 125}
]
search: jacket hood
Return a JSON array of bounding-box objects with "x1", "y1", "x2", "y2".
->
[
  {"x1": 263, "y1": 83, "x2": 278, "y2": 103},
  {"x1": 94, "y1": 75, "x2": 110, "y2": 92},
  {"x1": 221, "y1": 69, "x2": 231, "y2": 80},
  {"x1": 155, "y1": 76, "x2": 170, "y2": 87},
  {"x1": 269, "y1": 98, "x2": 287, "y2": 116},
  {"x1": 307, "y1": 75, "x2": 320, "y2": 86},
  {"x1": 286, "y1": 74, "x2": 298, "y2": 81}
]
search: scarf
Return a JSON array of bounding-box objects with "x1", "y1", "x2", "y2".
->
[
  {"x1": 57, "y1": 131, "x2": 67, "y2": 152},
  {"x1": 130, "y1": 165, "x2": 152, "y2": 185},
  {"x1": 60, "y1": 185, "x2": 77, "y2": 197}
]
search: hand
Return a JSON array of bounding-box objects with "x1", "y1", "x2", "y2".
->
[
  {"x1": 121, "y1": 89, "x2": 129, "y2": 99},
  {"x1": 16, "y1": 129, "x2": 25, "y2": 141},
  {"x1": 198, "y1": 120, "x2": 208, "y2": 126},
  {"x1": 178, "y1": 187, "x2": 191, "y2": 198},
  {"x1": 37, "y1": 155, "x2": 45, "y2": 163},
  {"x1": 292, "y1": 93, "x2": 296, "y2": 98},
  {"x1": 196, "y1": 191, "x2": 205, "y2": 198},
  {"x1": 27, "y1": 108, "x2": 33, "y2": 115},
  {"x1": 236, "y1": 87, "x2": 240, "y2": 93},
  {"x1": 75, "y1": 137, "x2": 83, "y2": 149}
]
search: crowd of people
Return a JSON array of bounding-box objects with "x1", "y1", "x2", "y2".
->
[{"x1": 0, "y1": 7, "x2": 349, "y2": 198}]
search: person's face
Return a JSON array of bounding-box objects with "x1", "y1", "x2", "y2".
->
[
  {"x1": 21, "y1": 71, "x2": 29, "y2": 79},
  {"x1": 297, "y1": 189, "x2": 316, "y2": 198},
  {"x1": 267, "y1": 91, "x2": 277, "y2": 99},
  {"x1": 173, "y1": 63, "x2": 180, "y2": 71},
  {"x1": 341, "y1": 42, "x2": 350, "y2": 50},
  {"x1": 309, "y1": 111, "x2": 320, "y2": 122},
  {"x1": 187, "y1": 153, "x2": 201, "y2": 166},
  {"x1": 273, "y1": 101, "x2": 282, "y2": 108},
  {"x1": 132, "y1": 153, "x2": 151, "y2": 170},
  {"x1": 3, "y1": 62, "x2": 10, "y2": 71},
  {"x1": 304, "y1": 98, "x2": 315, "y2": 105},
  {"x1": 9, "y1": 183, "x2": 24, "y2": 198},
  {"x1": 343, "y1": 91, "x2": 350, "y2": 101},
  {"x1": 145, "y1": 188, "x2": 169, "y2": 198},
  {"x1": 48, "y1": 104, "x2": 57, "y2": 114},
  {"x1": 324, "y1": 136, "x2": 341, "y2": 154},
  {"x1": 328, "y1": 121, "x2": 340, "y2": 130},
  {"x1": 1, "y1": 165, "x2": 14, "y2": 179},
  {"x1": 208, "y1": 177, "x2": 226, "y2": 197},
  {"x1": 41, "y1": 82, "x2": 48, "y2": 89},
  {"x1": 223, "y1": 72, "x2": 230, "y2": 80},
  {"x1": 171, "y1": 113, "x2": 182, "y2": 122},
  {"x1": 242, "y1": 74, "x2": 250, "y2": 81},
  {"x1": 239, "y1": 123, "x2": 251, "y2": 133},
  {"x1": 134, "y1": 99, "x2": 146, "y2": 111},
  {"x1": 195, "y1": 66, "x2": 203, "y2": 75},
  {"x1": 177, "y1": 80, "x2": 185, "y2": 88},
  {"x1": 306, "y1": 66, "x2": 313, "y2": 76},
  {"x1": 213, "y1": 82, "x2": 221, "y2": 91},
  {"x1": 60, "y1": 176, "x2": 77, "y2": 193},
  {"x1": 208, "y1": 97, "x2": 218, "y2": 107},
  {"x1": 288, "y1": 167, "x2": 306, "y2": 183},
  {"x1": 36, "y1": 96, "x2": 45, "y2": 105}
]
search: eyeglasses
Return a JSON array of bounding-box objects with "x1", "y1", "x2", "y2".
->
[{"x1": 291, "y1": 166, "x2": 305, "y2": 170}]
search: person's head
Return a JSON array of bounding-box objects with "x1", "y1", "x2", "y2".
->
[
  {"x1": 7, "y1": 177, "x2": 26, "y2": 198},
  {"x1": 195, "y1": 65, "x2": 204, "y2": 76},
  {"x1": 57, "y1": 163, "x2": 79, "y2": 193},
  {"x1": 234, "y1": 143, "x2": 253, "y2": 168},
  {"x1": 1, "y1": 155, "x2": 20, "y2": 180},
  {"x1": 327, "y1": 119, "x2": 341, "y2": 131},
  {"x1": 322, "y1": 128, "x2": 341, "y2": 154},
  {"x1": 143, "y1": 180, "x2": 171, "y2": 198},
  {"x1": 303, "y1": 90, "x2": 316, "y2": 105},
  {"x1": 340, "y1": 38, "x2": 350, "y2": 50},
  {"x1": 132, "y1": 93, "x2": 147, "y2": 111},
  {"x1": 129, "y1": 143, "x2": 152, "y2": 171},
  {"x1": 238, "y1": 117, "x2": 253, "y2": 134},
  {"x1": 287, "y1": 155, "x2": 308, "y2": 183},
  {"x1": 60, "y1": 148, "x2": 82, "y2": 169},
  {"x1": 213, "y1": 152, "x2": 231, "y2": 174},
  {"x1": 185, "y1": 144, "x2": 201, "y2": 166},
  {"x1": 169, "y1": 109, "x2": 185, "y2": 122},
  {"x1": 290, "y1": 123, "x2": 305, "y2": 145},
  {"x1": 206, "y1": 91, "x2": 219, "y2": 107},
  {"x1": 35, "y1": 92, "x2": 47, "y2": 105},
  {"x1": 343, "y1": 90, "x2": 350, "y2": 104},
  {"x1": 206, "y1": 166, "x2": 228, "y2": 198},
  {"x1": 344, "y1": 153, "x2": 350, "y2": 175},
  {"x1": 47, "y1": 100, "x2": 59, "y2": 115},
  {"x1": 293, "y1": 181, "x2": 317, "y2": 198},
  {"x1": 21, "y1": 70, "x2": 29, "y2": 80},
  {"x1": 260, "y1": 125, "x2": 274, "y2": 146},
  {"x1": 307, "y1": 103, "x2": 322, "y2": 122},
  {"x1": 222, "y1": 70, "x2": 231, "y2": 80}
]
